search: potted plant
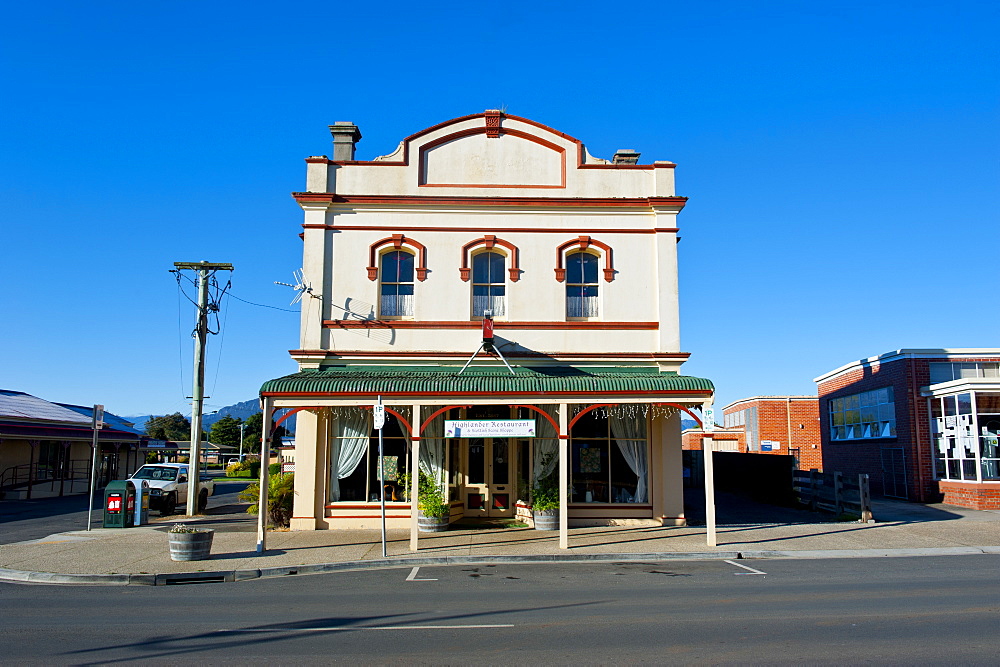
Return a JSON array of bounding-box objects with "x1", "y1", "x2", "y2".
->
[
  {"x1": 412, "y1": 471, "x2": 450, "y2": 532},
  {"x1": 167, "y1": 523, "x2": 214, "y2": 561},
  {"x1": 531, "y1": 473, "x2": 559, "y2": 531}
]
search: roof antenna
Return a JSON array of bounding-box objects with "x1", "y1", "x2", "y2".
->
[
  {"x1": 274, "y1": 269, "x2": 321, "y2": 304},
  {"x1": 459, "y1": 311, "x2": 516, "y2": 376}
]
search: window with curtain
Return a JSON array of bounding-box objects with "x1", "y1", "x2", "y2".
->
[
  {"x1": 330, "y1": 412, "x2": 411, "y2": 502},
  {"x1": 566, "y1": 251, "x2": 599, "y2": 318},
  {"x1": 472, "y1": 250, "x2": 506, "y2": 317},
  {"x1": 569, "y1": 409, "x2": 647, "y2": 504},
  {"x1": 380, "y1": 250, "x2": 414, "y2": 318}
]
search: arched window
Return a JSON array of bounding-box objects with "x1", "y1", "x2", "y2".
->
[
  {"x1": 380, "y1": 250, "x2": 414, "y2": 318},
  {"x1": 566, "y1": 251, "x2": 599, "y2": 318},
  {"x1": 472, "y1": 251, "x2": 506, "y2": 317}
]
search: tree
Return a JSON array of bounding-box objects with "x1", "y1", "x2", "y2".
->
[
  {"x1": 208, "y1": 415, "x2": 242, "y2": 449},
  {"x1": 145, "y1": 413, "x2": 191, "y2": 441},
  {"x1": 242, "y1": 412, "x2": 287, "y2": 451}
]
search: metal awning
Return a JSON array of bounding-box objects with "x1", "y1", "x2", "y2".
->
[{"x1": 260, "y1": 366, "x2": 714, "y2": 400}]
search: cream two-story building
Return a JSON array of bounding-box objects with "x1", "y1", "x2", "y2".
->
[{"x1": 259, "y1": 111, "x2": 713, "y2": 545}]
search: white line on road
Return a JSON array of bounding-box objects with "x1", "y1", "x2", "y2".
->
[
  {"x1": 724, "y1": 560, "x2": 767, "y2": 575},
  {"x1": 217, "y1": 625, "x2": 514, "y2": 632},
  {"x1": 406, "y1": 566, "x2": 438, "y2": 581}
]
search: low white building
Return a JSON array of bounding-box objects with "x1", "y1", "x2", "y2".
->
[{"x1": 260, "y1": 112, "x2": 714, "y2": 545}]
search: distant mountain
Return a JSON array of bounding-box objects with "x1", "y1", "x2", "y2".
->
[
  {"x1": 204, "y1": 399, "x2": 260, "y2": 426},
  {"x1": 681, "y1": 418, "x2": 699, "y2": 431},
  {"x1": 125, "y1": 398, "x2": 296, "y2": 434}
]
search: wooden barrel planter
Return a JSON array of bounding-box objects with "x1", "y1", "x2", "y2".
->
[
  {"x1": 417, "y1": 513, "x2": 449, "y2": 533},
  {"x1": 533, "y1": 510, "x2": 559, "y2": 531},
  {"x1": 168, "y1": 530, "x2": 214, "y2": 561}
]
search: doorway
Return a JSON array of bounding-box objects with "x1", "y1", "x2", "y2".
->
[{"x1": 463, "y1": 438, "x2": 514, "y2": 518}]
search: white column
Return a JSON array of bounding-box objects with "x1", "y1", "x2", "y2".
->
[
  {"x1": 290, "y1": 408, "x2": 320, "y2": 531},
  {"x1": 409, "y1": 404, "x2": 422, "y2": 552},
  {"x1": 559, "y1": 403, "x2": 569, "y2": 550},
  {"x1": 256, "y1": 396, "x2": 273, "y2": 554}
]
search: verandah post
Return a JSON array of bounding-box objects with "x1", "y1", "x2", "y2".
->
[
  {"x1": 559, "y1": 403, "x2": 569, "y2": 549},
  {"x1": 256, "y1": 396, "x2": 273, "y2": 554},
  {"x1": 409, "y1": 404, "x2": 421, "y2": 552}
]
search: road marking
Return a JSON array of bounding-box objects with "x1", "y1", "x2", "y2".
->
[
  {"x1": 406, "y1": 566, "x2": 438, "y2": 582},
  {"x1": 217, "y1": 625, "x2": 513, "y2": 632},
  {"x1": 724, "y1": 560, "x2": 766, "y2": 575}
]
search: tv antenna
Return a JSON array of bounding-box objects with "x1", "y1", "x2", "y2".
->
[
  {"x1": 459, "y1": 311, "x2": 515, "y2": 375},
  {"x1": 274, "y1": 269, "x2": 320, "y2": 305}
]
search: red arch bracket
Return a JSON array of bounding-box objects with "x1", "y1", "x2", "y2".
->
[
  {"x1": 360, "y1": 404, "x2": 413, "y2": 435},
  {"x1": 658, "y1": 402, "x2": 704, "y2": 428},
  {"x1": 511, "y1": 404, "x2": 561, "y2": 435},
  {"x1": 268, "y1": 406, "x2": 312, "y2": 436},
  {"x1": 555, "y1": 236, "x2": 615, "y2": 282},
  {"x1": 460, "y1": 236, "x2": 520, "y2": 282},
  {"x1": 367, "y1": 234, "x2": 428, "y2": 281},
  {"x1": 567, "y1": 403, "x2": 618, "y2": 431},
  {"x1": 420, "y1": 405, "x2": 470, "y2": 435}
]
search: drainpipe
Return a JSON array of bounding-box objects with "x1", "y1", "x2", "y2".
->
[{"x1": 910, "y1": 362, "x2": 924, "y2": 501}]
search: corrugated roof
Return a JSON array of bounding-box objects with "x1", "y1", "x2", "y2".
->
[
  {"x1": 0, "y1": 390, "x2": 92, "y2": 423},
  {"x1": 260, "y1": 367, "x2": 714, "y2": 397}
]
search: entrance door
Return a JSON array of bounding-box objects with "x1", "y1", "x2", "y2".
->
[{"x1": 464, "y1": 438, "x2": 514, "y2": 518}]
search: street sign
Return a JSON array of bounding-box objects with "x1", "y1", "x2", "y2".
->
[
  {"x1": 373, "y1": 397, "x2": 385, "y2": 430},
  {"x1": 703, "y1": 407, "x2": 715, "y2": 432},
  {"x1": 93, "y1": 404, "x2": 105, "y2": 430}
]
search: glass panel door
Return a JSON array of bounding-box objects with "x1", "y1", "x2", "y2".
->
[{"x1": 462, "y1": 438, "x2": 515, "y2": 518}]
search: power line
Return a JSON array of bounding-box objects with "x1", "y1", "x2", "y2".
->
[{"x1": 227, "y1": 291, "x2": 299, "y2": 313}]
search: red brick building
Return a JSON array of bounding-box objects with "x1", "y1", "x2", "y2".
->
[
  {"x1": 680, "y1": 396, "x2": 821, "y2": 471},
  {"x1": 815, "y1": 349, "x2": 1000, "y2": 509}
]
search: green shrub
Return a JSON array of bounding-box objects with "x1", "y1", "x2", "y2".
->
[
  {"x1": 532, "y1": 473, "x2": 559, "y2": 512},
  {"x1": 268, "y1": 462, "x2": 281, "y2": 476},
  {"x1": 239, "y1": 473, "x2": 295, "y2": 527}
]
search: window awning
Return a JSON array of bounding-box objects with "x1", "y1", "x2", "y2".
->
[{"x1": 260, "y1": 366, "x2": 713, "y2": 400}]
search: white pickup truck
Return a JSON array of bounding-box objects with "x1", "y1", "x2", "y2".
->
[{"x1": 129, "y1": 463, "x2": 215, "y2": 516}]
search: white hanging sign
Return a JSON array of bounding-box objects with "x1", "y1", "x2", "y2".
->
[
  {"x1": 373, "y1": 397, "x2": 385, "y2": 430},
  {"x1": 445, "y1": 420, "x2": 536, "y2": 438}
]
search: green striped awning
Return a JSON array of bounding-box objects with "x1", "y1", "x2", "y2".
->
[{"x1": 260, "y1": 366, "x2": 713, "y2": 399}]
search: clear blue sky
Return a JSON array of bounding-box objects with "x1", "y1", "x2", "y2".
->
[{"x1": 1, "y1": 1, "x2": 997, "y2": 418}]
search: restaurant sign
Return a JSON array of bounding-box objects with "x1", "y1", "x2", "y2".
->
[{"x1": 444, "y1": 420, "x2": 536, "y2": 438}]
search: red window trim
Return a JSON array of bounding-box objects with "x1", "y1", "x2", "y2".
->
[
  {"x1": 367, "y1": 234, "x2": 428, "y2": 281},
  {"x1": 459, "y1": 235, "x2": 520, "y2": 282},
  {"x1": 555, "y1": 236, "x2": 614, "y2": 282}
]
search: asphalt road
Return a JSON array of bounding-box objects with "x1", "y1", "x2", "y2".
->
[
  {"x1": 2, "y1": 555, "x2": 998, "y2": 664},
  {"x1": 0, "y1": 477, "x2": 252, "y2": 545}
]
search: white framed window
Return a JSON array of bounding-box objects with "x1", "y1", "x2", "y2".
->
[
  {"x1": 379, "y1": 250, "x2": 414, "y2": 318},
  {"x1": 471, "y1": 250, "x2": 506, "y2": 318},
  {"x1": 566, "y1": 251, "x2": 599, "y2": 318},
  {"x1": 829, "y1": 387, "x2": 896, "y2": 441}
]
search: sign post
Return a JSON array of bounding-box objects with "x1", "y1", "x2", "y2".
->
[
  {"x1": 702, "y1": 404, "x2": 717, "y2": 547},
  {"x1": 373, "y1": 396, "x2": 387, "y2": 558},
  {"x1": 86, "y1": 405, "x2": 105, "y2": 531}
]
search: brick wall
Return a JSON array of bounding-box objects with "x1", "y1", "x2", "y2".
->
[
  {"x1": 938, "y1": 481, "x2": 1000, "y2": 510},
  {"x1": 815, "y1": 354, "x2": 1000, "y2": 503},
  {"x1": 721, "y1": 398, "x2": 821, "y2": 471}
]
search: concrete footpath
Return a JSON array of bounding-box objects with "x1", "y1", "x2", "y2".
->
[{"x1": 2, "y1": 498, "x2": 1000, "y2": 586}]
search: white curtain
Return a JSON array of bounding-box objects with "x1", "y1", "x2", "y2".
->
[
  {"x1": 567, "y1": 296, "x2": 598, "y2": 318},
  {"x1": 610, "y1": 412, "x2": 648, "y2": 503},
  {"x1": 329, "y1": 411, "x2": 372, "y2": 502},
  {"x1": 380, "y1": 295, "x2": 413, "y2": 317},
  {"x1": 532, "y1": 405, "x2": 559, "y2": 483},
  {"x1": 472, "y1": 295, "x2": 506, "y2": 317},
  {"x1": 400, "y1": 411, "x2": 447, "y2": 492}
]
